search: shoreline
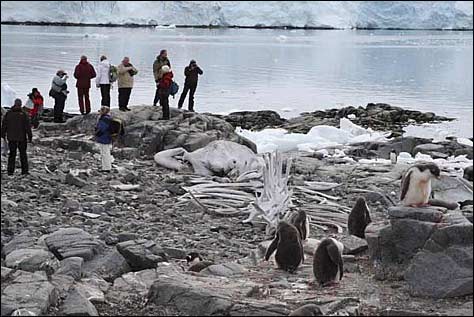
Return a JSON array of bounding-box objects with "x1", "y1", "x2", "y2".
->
[{"x1": 1, "y1": 21, "x2": 473, "y2": 31}]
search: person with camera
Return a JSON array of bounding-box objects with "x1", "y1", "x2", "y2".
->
[
  {"x1": 152, "y1": 49, "x2": 171, "y2": 107},
  {"x1": 1, "y1": 98, "x2": 33, "y2": 176},
  {"x1": 25, "y1": 88, "x2": 44, "y2": 129},
  {"x1": 178, "y1": 59, "x2": 203, "y2": 112},
  {"x1": 50, "y1": 69, "x2": 69, "y2": 123},
  {"x1": 117, "y1": 56, "x2": 138, "y2": 112},
  {"x1": 96, "y1": 55, "x2": 112, "y2": 107},
  {"x1": 74, "y1": 55, "x2": 96, "y2": 115},
  {"x1": 158, "y1": 65, "x2": 174, "y2": 120}
]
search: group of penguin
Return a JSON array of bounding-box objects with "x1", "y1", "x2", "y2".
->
[{"x1": 184, "y1": 162, "x2": 443, "y2": 287}]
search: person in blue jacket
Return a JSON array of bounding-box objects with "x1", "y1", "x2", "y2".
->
[{"x1": 95, "y1": 106, "x2": 113, "y2": 172}]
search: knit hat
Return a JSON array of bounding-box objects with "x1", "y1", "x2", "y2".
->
[{"x1": 161, "y1": 65, "x2": 170, "y2": 73}]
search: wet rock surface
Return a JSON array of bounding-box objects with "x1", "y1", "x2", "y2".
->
[{"x1": 1, "y1": 105, "x2": 472, "y2": 316}]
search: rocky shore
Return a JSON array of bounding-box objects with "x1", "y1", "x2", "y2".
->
[{"x1": 1, "y1": 104, "x2": 472, "y2": 316}]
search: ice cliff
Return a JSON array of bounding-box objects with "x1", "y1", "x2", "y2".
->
[{"x1": 1, "y1": 1, "x2": 472, "y2": 29}]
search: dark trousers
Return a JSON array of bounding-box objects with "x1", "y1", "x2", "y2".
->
[
  {"x1": 100, "y1": 84, "x2": 111, "y2": 107},
  {"x1": 53, "y1": 93, "x2": 66, "y2": 122},
  {"x1": 178, "y1": 84, "x2": 197, "y2": 111},
  {"x1": 153, "y1": 87, "x2": 160, "y2": 106},
  {"x1": 8, "y1": 141, "x2": 28, "y2": 175},
  {"x1": 118, "y1": 88, "x2": 132, "y2": 109},
  {"x1": 160, "y1": 93, "x2": 170, "y2": 119},
  {"x1": 77, "y1": 88, "x2": 91, "y2": 114}
]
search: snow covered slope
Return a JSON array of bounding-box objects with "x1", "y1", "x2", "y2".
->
[{"x1": 1, "y1": 1, "x2": 472, "y2": 29}]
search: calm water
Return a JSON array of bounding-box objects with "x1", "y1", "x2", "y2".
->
[{"x1": 1, "y1": 25, "x2": 472, "y2": 137}]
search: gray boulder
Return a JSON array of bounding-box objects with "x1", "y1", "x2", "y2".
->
[
  {"x1": 2, "y1": 231, "x2": 36, "y2": 256},
  {"x1": 5, "y1": 248, "x2": 58, "y2": 273},
  {"x1": 65, "y1": 172, "x2": 87, "y2": 188},
  {"x1": 55, "y1": 257, "x2": 84, "y2": 281},
  {"x1": 44, "y1": 228, "x2": 103, "y2": 261},
  {"x1": 200, "y1": 262, "x2": 247, "y2": 277},
  {"x1": 81, "y1": 249, "x2": 131, "y2": 282},
  {"x1": 340, "y1": 235, "x2": 368, "y2": 255},
  {"x1": 464, "y1": 166, "x2": 473, "y2": 182},
  {"x1": 59, "y1": 287, "x2": 98, "y2": 316},
  {"x1": 412, "y1": 143, "x2": 445, "y2": 156},
  {"x1": 1, "y1": 270, "x2": 58, "y2": 316},
  {"x1": 116, "y1": 239, "x2": 167, "y2": 271}
]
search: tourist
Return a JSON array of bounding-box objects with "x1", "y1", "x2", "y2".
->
[
  {"x1": 152, "y1": 49, "x2": 171, "y2": 107},
  {"x1": 95, "y1": 106, "x2": 113, "y2": 172},
  {"x1": 158, "y1": 65, "x2": 174, "y2": 120},
  {"x1": 1, "y1": 98, "x2": 33, "y2": 176},
  {"x1": 96, "y1": 55, "x2": 111, "y2": 107},
  {"x1": 50, "y1": 69, "x2": 69, "y2": 123},
  {"x1": 117, "y1": 57, "x2": 138, "y2": 112},
  {"x1": 25, "y1": 88, "x2": 44, "y2": 128},
  {"x1": 73, "y1": 55, "x2": 96, "y2": 115},
  {"x1": 178, "y1": 60, "x2": 203, "y2": 112}
]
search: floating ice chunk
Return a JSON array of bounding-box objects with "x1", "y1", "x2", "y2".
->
[
  {"x1": 276, "y1": 35, "x2": 288, "y2": 42},
  {"x1": 155, "y1": 24, "x2": 176, "y2": 29},
  {"x1": 1, "y1": 83, "x2": 16, "y2": 107},
  {"x1": 281, "y1": 107, "x2": 293, "y2": 112}
]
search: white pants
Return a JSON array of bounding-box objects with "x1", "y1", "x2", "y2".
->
[{"x1": 99, "y1": 143, "x2": 113, "y2": 171}]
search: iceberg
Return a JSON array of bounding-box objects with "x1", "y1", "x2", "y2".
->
[
  {"x1": 1, "y1": 1, "x2": 472, "y2": 30},
  {"x1": 236, "y1": 118, "x2": 391, "y2": 153},
  {"x1": 1, "y1": 83, "x2": 16, "y2": 108}
]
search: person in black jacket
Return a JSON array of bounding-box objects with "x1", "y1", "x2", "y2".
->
[
  {"x1": 1, "y1": 99, "x2": 33, "y2": 175},
  {"x1": 178, "y1": 60, "x2": 203, "y2": 112}
]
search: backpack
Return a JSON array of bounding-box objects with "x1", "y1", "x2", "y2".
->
[
  {"x1": 169, "y1": 81, "x2": 179, "y2": 98},
  {"x1": 109, "y1": 65, "x2": 118, "y2": 83},
  {"x1": 108, "y1": 117, "x2": 124, "y2": 138}
]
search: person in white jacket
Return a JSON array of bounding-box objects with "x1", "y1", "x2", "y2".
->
[{"x1": 96, "y1": 55, "x2": 111, "y2": 107}]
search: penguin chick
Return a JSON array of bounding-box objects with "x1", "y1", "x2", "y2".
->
[
  {"x1": 313, "y1": 238, "x2": 344, "y2": 286},
  {"x1": 265, "y1": 221, "x2": 304, "y2": 273},
  {"x1": 400, "y1": 163, "x2": 441, "y2": 207},
  {"x1": 186, "y1": 252, "x2": 214, "y2": 272},
  {"x1": 348, "y1": 197, "x2": 371, "y2": 238}
]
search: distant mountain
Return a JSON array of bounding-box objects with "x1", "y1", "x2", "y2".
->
[{"x1": 1, "y1": 1, "x2": 472, "y2": 29}]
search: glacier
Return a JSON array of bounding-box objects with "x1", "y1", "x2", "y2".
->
[{"x1": 1, "y1": 1, "x2": 472, "y2": 30}]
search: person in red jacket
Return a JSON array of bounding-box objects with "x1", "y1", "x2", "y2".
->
[
  {"x1": 74, "y1": 55, "x2": 96, "y2": 115},
  {"x1": 26, "y1": 88, "x2": 44, "y2": 129},
  {"x1": 158, "y1": 65, "x2": 173, "y2": 120}
]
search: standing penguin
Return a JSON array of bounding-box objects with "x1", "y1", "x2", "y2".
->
[
  {"x1": 400, "y1": 163, "x2": 440, "y2": 207},
  {"x1": 348, "y1": 197, "x2": 371, "y2": 238},
  {"x1": 313, "y1": 238, "x2": 344, "y2": 286},
  {"x1": 265, "y1": 221, "x2": 304, "y2": 273},
  {"x1": 287, "y1": 210, "x2": 310, "y2": 241}
]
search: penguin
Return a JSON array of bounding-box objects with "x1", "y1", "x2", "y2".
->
[
  {"x1": 186, "y1": 252, "x2": 214, "y2": 272},
  {"x1": 287, "y1": 210, "x2": 310, "y2": 241},
  {"x1": 400, "y1": 163, "x2": 441, "y2": 207},
  {"x1": 390, "y1": 149, "x2": 397, "y2": 164},
  {"x1": 313, "y1": 237, "x2": 344, "y2": 286},
  {"x1": 264, "y1": 221, "x2": 304, "y2": 273},
  {"x1": 348, "y1": 197, "x2": 371, "y2": 238},
  {"x1": 289, "y1": 304, "x2": 323, "y2": 316}
]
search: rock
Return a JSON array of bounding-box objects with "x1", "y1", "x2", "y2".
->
[
  {"x1": 1, "y1": 270, "x2": 58, "y2": 316},
  {"x1": 464, "y1": 166, "x2": 473, "y2": 182},
  {"x1": 5, "y1": 248, "x2": 58, "y2": 273},
  {"x1": 183, "y1": 132, "x2": 217, "y2": 152},
  {"x1": 340, "y1": 235, "x2": 368, "y2": 255},
  {"x1": 388, "y1": 206, "x2": 445, "y2": 223},
  {"x1": 433, "y1": 175, "x2": 473, "y2": 204},
  {"x1": 44, "y1": 228, "x2": 103, "y2": 261},
  {"x1": 81, "y1": 249, "x2": 131, "y2": 282},
  {"x1": 380, "y1": 309, "x2": 435, "y2": 316},
  {"x1": 10, "y1": 309, "x2": 37, "y2": 316},
  {"x1": 64, "y1": 200, "x2": 83, "y2": 214},
  {"x1": 59, "y1": 287, "x2": 98, "y2": 316},
  {"x1": 116, "y1": 232, "x2": 140, "y2": 242},
  {"x1": 65, "y1": 172, "x2": 87, "y2": 188},
  {"x1": 3, "y1": 230, "x2": 36, "y2": 256},
  {"x1": 116, "y1": 239, "x2": 167, "y2": 271},
  {"x1": 222, "y1": 110, "x2": 286, "y2": 131},
  {"x1": 1, "y1": 266, "x2": 14, "y2": 282},
  {"x1": 110, "y1": 184, "x2": 140, "y2": 191},
  {"x1": 162, "y1": 247, "x2": 187, "y2": 259},
  {"x1": 49, "y1": 274, "x2": 75, "y2": 300},
  {"x1": 405, "y1": 246, "x2": 473, "y2": 298},
  {"x1": 289, "y1": 304, "x2": 323, "y2": 316},
  {"x1": 147, "y1": 268, "x2": 289, "y2": 316},
  {"x1": 76, "y1": 277, "x2": 110, "y2": 303},
  {"x1": 55, "y1": 257, "x2": 84, "y2": 281},
  {"x1": 200, "y1": 262, "x2": 247, "y2": 277}
]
